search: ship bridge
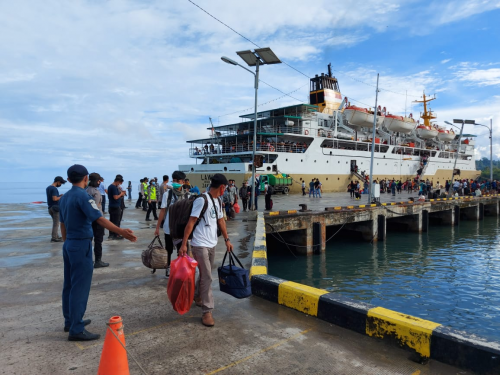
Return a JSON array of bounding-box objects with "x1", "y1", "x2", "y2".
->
[{"x1": 187, "y1": 104, "x2": 323, "y2": 163}]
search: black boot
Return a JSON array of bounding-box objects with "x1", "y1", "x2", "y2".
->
[{"x1": 94, "y1": 259, "x2": 109, "y2": 268}]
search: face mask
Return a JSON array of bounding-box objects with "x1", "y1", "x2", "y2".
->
[
  {"x1": 172, "y1": 182, "x2": 182, "y2": 189},
  {"x1": 152, "y1": 182, "x2": 156, "y2": 186}
]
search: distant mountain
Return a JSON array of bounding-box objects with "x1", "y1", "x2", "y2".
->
[{"x1": 475, "y1": 158, "x2": 500, "y2": 180}]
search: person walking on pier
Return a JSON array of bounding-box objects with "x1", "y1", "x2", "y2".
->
[
  {"x1": 239, "y1": 181, "x2": 250, "y2": 211},
  {"x1": 60, "y1": 165, "x2": 136, "y2": 341},
  {"x1": 302, "y1": 180, "x2": 306, "y2": 196},
  {"x1": 86, "y1": 173, "x2": 109, "y2": 268},
  {"x1": 178, "y1": 173, "x2": 233, "y2": 327},
  {"x1": 46, "y1": 176, "x2": 66, "y2": 242}
]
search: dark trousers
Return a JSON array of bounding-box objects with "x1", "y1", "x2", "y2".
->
[
  {"x1": 101, "y1": 195, "x2": 107, "y2": 213},
  {"x1": 62, "y1": 239, "x2": 93, "y2": 335},
  {"x1": 164, "y1": 233, "x2": 175, "y2": 267},
  {"x1": 91, "y1": 221, "x2": 104, "y2": 260},
  {"x1": 135, "y1": 193, "x2": 143, "y2": 208},
  {"x1": 108, "y1": 206, "x2": 122, "y2": 236},
  {"x1": 146, "y1": 201, "x2": 158, "y2": 220},
  {"x1": 302, "y1": 187, "x2": 306, "y2": 196},
  {"x1": 142, "y1": 196, "x2": 148, "y2": 211},
  {"x1": 265, "y1": 194, "x2": 272, "y2": 210},
  {"x1": 241, "y1": 198, "x2": 248, "y2": 211}
]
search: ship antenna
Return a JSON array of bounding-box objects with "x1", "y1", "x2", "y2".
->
[{"x1": 328, "y1": 63, "x2": 332, "y2": 78}]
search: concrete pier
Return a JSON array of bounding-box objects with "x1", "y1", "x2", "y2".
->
[{"x1": 265, "y1": 196, "x2": 500, "y2": 255}]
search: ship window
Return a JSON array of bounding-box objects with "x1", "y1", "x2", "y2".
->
[
  {"x1": 224, "y1": 167, "x2": 227, "y2": 171},
  {"x1": 191, "y1": 168, "x2": 194, "y2": 172},
  {"x1": 267, "y1": 167, "x2": 271, "y2": 171}
]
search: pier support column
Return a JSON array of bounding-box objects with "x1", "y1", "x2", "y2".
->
[
  {"x1": 422, "y1": 210, "x2": 429, "y2": 233},
  {"x1": 454, "y1": 206, "x2": 460, "y2": 226},
  {"x1": 484, "y1": 202, "x2": 499, "y2": 217},
  {"x1": 430, "y1": 209, "x2": 454, "y2": 225},
  {"x1": 377, "y1": 215, "x2": 386, "y2": 241},
  {"x1": 461, "y1": 205, "x2": 479, "y2": 221},
  {"x1": 312, "y1": 222, "x2": 325, "y2": 254},
  {"x1": 479, "y1": 203, "x2": 484, "y2": 220}
]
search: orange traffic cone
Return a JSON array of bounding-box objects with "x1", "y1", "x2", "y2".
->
[{"x1": 97, "y1": 316, "x2": 130, "y2": 375}]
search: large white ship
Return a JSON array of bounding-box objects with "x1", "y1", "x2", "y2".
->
[{"x1": 180, "y1": 66, "x2": 480, "y2": 192}]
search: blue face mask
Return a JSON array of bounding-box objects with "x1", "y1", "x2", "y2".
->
[
  {"x1": 152, "y1": 182, "x2": 156, "y2": 186},
  {"x1": 172, "y1": 182, "x2": 182, "y2": 189}
]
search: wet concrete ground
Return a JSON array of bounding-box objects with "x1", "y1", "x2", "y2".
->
[{"x1": 0, "y1": 199, "x2": 469, "y2": 374}]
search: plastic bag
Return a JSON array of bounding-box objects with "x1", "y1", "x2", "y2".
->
[
  {"x1": 166, "y1": 256, "x2": 198, "y2": 315},
  {"x1": 233, "y1": 202, "x2": 240, "y2": 214}
]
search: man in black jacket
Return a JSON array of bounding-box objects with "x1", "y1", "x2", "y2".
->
[{"x1": 239, "y1": 181, "x2": 250, "y2": 212}]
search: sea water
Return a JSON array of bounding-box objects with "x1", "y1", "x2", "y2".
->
[{"x1": 269, "y1": 217, "x2": 500, "y2": 341}]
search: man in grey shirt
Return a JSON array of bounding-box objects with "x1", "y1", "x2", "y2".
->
[{"x1": 158, "y1": 175, "x2": 170, "y2": 209}]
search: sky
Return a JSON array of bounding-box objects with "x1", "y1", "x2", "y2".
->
[{"x1": 1, "y1": 0, "x2": 500, "y2": 190}]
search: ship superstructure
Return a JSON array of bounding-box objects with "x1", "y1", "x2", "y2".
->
[{"x1": 179, "y1": 67, "x2": 479, "y2": 192}]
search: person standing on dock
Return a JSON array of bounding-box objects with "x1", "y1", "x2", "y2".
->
[
  {"x1": 302, "y1": 180, "x2": 306, "y2": 196},
  {"x1": 60, "y1": 164, "x2": 136, "y2": 341},
  {"x1": 135, "y1": 179, "x2": 144, "y2": 209},
  {"x1": 46, "y1": 176, "x2": 67, "y2": 242},
  {"x1": 97, "y1": 177, "x2": 107, "y2": 214},
  {"x1": 127, "y1": 181, "x2": 132, "y2": 201},
  {"x1": 309, "y1": 179, "x2": 315, "y2": 198},
  {"x1": 145, "y1": 180, "x2": 159, "y2": 221},
  {"x1": 86, "y1": 173, "x2": 109, "y2": 268},
  {"x1": 107, "y1": 175, "x2": 126, "y2": 239}
]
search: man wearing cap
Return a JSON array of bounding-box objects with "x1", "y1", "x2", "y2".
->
[
  {"x1": 179, "y1": 173, "x2": 233, "y2": 327},
  {"x1": 107, "y1": 175, "x2": 126, "y2": 239},
  {"x1": 46, "y1": 176, "x2": 67, "y2": 242},
  {"x1": 59, "y1": 164, "x2": 137, "y2": 341}
]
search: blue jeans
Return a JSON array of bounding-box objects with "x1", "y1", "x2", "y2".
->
[
  {"x1": 309, "y1": 188, "x2": 315, "y2": 197},
  {"x1": 316, "y1": 188, "x2": 321, "y2": 197},
  {"x1": 62, "y1": 239, "x2": 94, "y2": 335}
]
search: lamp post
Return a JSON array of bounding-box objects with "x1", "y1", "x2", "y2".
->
[
  {"x1": 368, "y1": 73, "x2": 379, "y2": 204},
  {"x1": 221, "y1": 48, "x2": 282, "y2": 210},
  {"x1": 474, "y1": 119, "x2": 493, "y2": 183},
  {"x1": 444, "y1": 119, "x2": 475, "y2": 197}
]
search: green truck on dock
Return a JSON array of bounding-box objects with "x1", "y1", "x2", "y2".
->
[{"x1": 258, "y1": 173, "x2": 293, "y2": 194}]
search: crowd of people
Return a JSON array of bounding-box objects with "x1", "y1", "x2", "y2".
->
[
  {"x1": 192, "y1": 140, "x2": 309, "y2": 155},
  {"x1": 45, "y1": 167, "x2": 275, "y2": 340}
]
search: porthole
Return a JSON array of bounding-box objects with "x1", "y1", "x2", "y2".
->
[
  {"x1": 267, "y1": 167, "x2": 271, "y2": 171},
  {"x1": 301, "y1": 159, "x2": 303, "y2": 162},
  {"x1": 190, "y1": 168, "x2": 194, "y2": 172},
  {"x1": 327, "y1": 160, "x2": 329, "y2": 163},
  {"x1": 224, "y1": 167, "x2": 227, "y2": 171},
  {"x1": 286, "y1": 159, "x2": 288, "y2": 161},
  {"x1": 337, "y1": 178, "x2": 340, "y2": 180},
  {"x1": 326, "y1": 177, "x2": 329, "y2": 181},
  {"x1": 314, "y1": 160, "x2": 316, "y2": 163}
]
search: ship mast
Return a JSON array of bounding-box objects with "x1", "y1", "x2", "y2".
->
[{"x1": 413, "y1": 93, "x2": 436, "y2": 127}]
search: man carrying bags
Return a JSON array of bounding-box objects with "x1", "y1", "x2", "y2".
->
[{"x1": 178, "y1": 174, "x2": 233, "y2": 327}]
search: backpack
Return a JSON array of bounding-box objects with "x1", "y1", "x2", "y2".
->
[
  {"x1": 168, "y1": 194, "x2": 222, "y2": 239},
  {"x1": 267, "y1": 185, "x2": 273, "y2": 195}
]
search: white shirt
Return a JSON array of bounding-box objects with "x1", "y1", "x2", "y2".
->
[{"x1": 190, "y1": 192, "x2": 223, "y2": 248}]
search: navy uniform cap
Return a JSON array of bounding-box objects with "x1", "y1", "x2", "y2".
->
[{"x1": 67, "y1": 164, "x2": 89, "y2": 181}]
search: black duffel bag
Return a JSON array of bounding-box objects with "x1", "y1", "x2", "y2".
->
[{"x1": 217, "y1": 251, "x2": 251, "y2": 299}]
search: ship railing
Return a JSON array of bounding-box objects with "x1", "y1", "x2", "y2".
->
[{"x1": 189, "y1": 143, "x2": 309, "y2": 157}]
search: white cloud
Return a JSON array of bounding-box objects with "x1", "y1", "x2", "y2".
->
[
  {"x1": 452, "y1": 62, "x2": 500, "y2": 86},
  {"x1": 441, "y1": 59, "x2": 451, "y2": 64},
  {"x1": 435, "y1": 0, "x2": 500, "y2": 24}
]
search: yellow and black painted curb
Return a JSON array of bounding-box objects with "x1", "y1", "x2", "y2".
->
[
  {"x1": 250, "y1": 213, "x2": 267, "y2": 279},
  {"x1": 251, "y1": 213, "x2": 500, "y2": 374}
]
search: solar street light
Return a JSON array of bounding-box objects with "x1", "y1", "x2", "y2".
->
[{"x1": 221, "y1": 48, "x2": 282, "y2": 210}]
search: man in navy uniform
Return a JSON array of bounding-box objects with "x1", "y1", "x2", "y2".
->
[{"x1": 59, "y1": 164, "x2": 137, "y2": 341}]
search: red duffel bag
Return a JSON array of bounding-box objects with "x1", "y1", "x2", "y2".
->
[{"x1": 167, "y1": 255, "x2": 198, "y2": 315}]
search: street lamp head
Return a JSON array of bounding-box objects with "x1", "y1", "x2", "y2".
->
[
  {"x1": 221, "y1": 56, "x2": 238, "y2": 66},
  {"x1": 464, "y1": 120, "x2": 475, "y2": 124},
  {"x1": 444, "y1": 121, "x2": 453, "y2": 126},
  {"x1": 452, "y1": 119, "x2": 463, "y2": 124}
]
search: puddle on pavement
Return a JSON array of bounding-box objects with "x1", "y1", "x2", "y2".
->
[
  {"x1": 122, "y1": 250, "x2": 140, "y2": 256},
  {"x1": 0, "y1": 252, "x2": 51, "y2": 267}
]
